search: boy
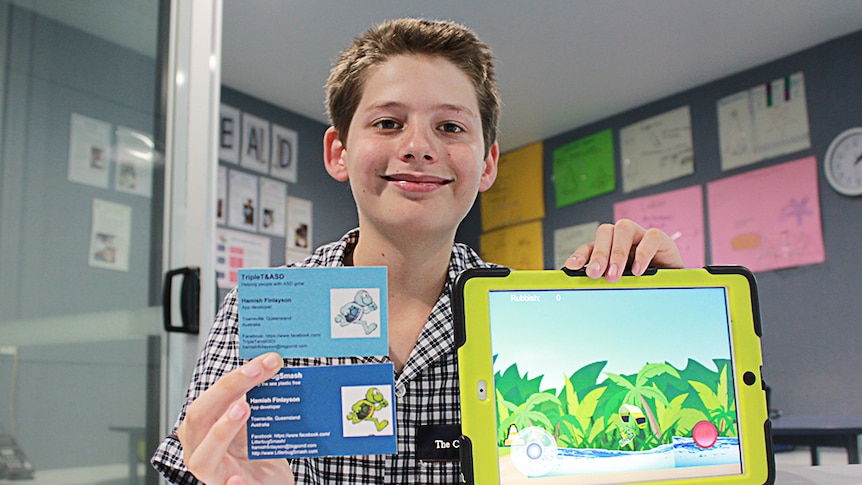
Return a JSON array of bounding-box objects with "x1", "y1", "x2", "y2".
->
[{"x1": 152, "y1": 18, "x2": 682, "y2": 484}]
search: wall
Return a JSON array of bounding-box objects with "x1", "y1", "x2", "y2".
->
[
  {"x1": 216, "y1": 87, "x2": 358, "y2": 301},
  {"x1": 0, "y1": 4, "x2": 159, "y2": 470},
  {"x1": 0, "y1": 6, "x2": 158, "y2": 321},
  {"x1": 462, "y1": 30, "x2": 862, "y2": 416}
]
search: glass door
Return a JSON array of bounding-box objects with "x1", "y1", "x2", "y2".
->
[{"x1": 0, "y1": 1, "x2": 221, "y2": 483}]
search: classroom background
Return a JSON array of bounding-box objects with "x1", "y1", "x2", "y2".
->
[{"x1": 218, "y1": 30, "x2": 862, "y2": 421}]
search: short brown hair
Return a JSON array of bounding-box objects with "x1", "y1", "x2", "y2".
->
[{"x1": 325, "y1": 18, "x2": 500, "y2": 157}]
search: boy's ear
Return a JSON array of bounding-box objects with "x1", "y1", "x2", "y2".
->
[
  {"x1": 478, "y1": 141, "x2": 500, "y2": 192},
  {"x1": 323, "y1": 127, "x2": 349, "y2": 182}
]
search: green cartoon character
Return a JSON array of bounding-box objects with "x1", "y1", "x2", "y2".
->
[
  {"x1": 618, "y1": 403, "x2": 648, "y2": 448},
  {"x1": 335, "y1": 289, "x2": 378, "y2": 335},
  {"x1": 347, "y1": 387, "x2": 390, "y2": 432}
]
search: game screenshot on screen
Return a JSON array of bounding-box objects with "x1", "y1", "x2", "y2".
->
[{"x1": 487, "y1": 287, "x2": 743, "y2": 483}]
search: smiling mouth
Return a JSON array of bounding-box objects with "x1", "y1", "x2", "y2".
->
[{"x1": 381, "y1": 173, "x2": 453, "y2": 185}]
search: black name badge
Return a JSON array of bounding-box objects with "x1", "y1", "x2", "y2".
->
[{"x1": 416, "y1": 424, "x2": 461, "y2": 462}]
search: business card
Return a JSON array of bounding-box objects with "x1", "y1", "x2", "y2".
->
[
  {"x1": 237, "y1": 267, "x2": 388, "y2": 359},
  {"x1": 246, "y1": 363, "x2": 397, "y2": 459}
]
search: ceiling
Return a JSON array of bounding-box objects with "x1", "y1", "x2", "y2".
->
[
  {"x1": 14, "y1": 0, "x2": 862, "y2": 153},
  {"x1": 221, "y1": 1, "x2": 862, "y2": 152}
]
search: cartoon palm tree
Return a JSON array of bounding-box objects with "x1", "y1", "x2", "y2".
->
[
  {"x1": 560, "y1": 375, "x2": 607, "y2": 448},
  {"x1": 498, "y1": 391, "x2": 560, "y2": 437},
  {"x1": 688, "y1": 364, "x2": 737, "y2": 435},
  {"x1": 605, "y1": 363, "x2": 680, "y2": 440},
  {"x1": 655, "y1": 393, "x2": 710, "y2": 443}
]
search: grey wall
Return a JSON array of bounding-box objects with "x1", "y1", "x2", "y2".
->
[
  {"x1": 460, "y1": 30, "x2": 862, "y2": 417},
  {"x1": 0, "y1": 6, "x2": 159, "y2": 320},
  {"x1": 0, "y1": 4, "x2": 160, "y2": 470}
]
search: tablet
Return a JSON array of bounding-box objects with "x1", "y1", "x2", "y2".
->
[{"x1": 454, "y1": 266, "x2": 773, "y2": 485}]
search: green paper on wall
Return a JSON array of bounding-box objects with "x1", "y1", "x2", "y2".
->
[{"x1": 552, "y1": 129, "x2": 616, "y2": 207}]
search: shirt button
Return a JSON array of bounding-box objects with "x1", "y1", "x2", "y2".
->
[{"x1": 395, "y1": 384, "x2": 406, "y2": 398}]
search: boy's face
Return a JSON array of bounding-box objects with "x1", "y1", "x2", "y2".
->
[{"x1": 325, "y1": 54, "x2": 498, "y2": 239}]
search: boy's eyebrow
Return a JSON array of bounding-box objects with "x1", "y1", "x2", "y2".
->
[
  {"x1": 437, "y1": 103, "x2": 477, "y2": 118},
  {"x1": 365, "y1": 101, "x2": 478, "y2": 118}
]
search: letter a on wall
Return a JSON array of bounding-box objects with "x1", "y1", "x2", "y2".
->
[{"x1": 241, "y1": 112, "x2": 270, "y2": 174}]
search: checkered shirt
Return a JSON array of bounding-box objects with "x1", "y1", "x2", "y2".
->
[{"x1": 151, "y1": 228, "x2": 497, "y2": 484}]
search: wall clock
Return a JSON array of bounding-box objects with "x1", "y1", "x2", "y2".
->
[{"x1": 823, "y1": 127, "x2": 862, "y2": 196}]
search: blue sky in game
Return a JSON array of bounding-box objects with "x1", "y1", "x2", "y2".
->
[{"x1": 489, "y1": 287, "x2": 733, "y2": 393}]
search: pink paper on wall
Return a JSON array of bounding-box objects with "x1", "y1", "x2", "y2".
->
[
  {"x1": 707, "y1": 156, "x2": 824, "y2": 272},
  {"x1": 613, "y1": 185, "x2": 705, "y2": 268}
]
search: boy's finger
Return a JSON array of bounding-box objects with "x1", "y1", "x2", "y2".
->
[
  {"x1": 630, "y1": 228, "x2": 663, "y2": 274},
  {"x1": 633, "y1": 227, "x2": 684, "y2": 271},
  {"x1": 564, "y1": 243, "x2": 593, "y2": 270},
  {"x1": 184, "y1": 399, "x2": 250, "y2": 483},
  {"x1": 606, "y1": 220, "x2": 643, "y2": 282},
  {"x1": 585, "y1": 224, "x2": 615, "y2": 279},
  {"x1": 181, "y1": 352, "x2": 283, "y2": 447}
]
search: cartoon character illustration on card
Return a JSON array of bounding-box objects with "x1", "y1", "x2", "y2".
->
[
  {"x1": 347, "y1": 387, "x2": 390, "y2": 431},
  {"x1": 335, "y1": 289, "x2": 378, "y2": 334}
]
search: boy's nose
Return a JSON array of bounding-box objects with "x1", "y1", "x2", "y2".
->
[
  {"x1": 404, "y1": 151, "x2": 434, "y2": 161},
  {"x1": 400, "y1": 125, "x2": 436, "y2": 162}
]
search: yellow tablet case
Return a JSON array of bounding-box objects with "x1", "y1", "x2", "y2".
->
[{"x1": 454, "y1": 266, "x2": 774, "y2": 485}]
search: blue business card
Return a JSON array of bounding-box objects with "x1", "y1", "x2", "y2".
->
[
  {"x1": 238, "y1": 267, "x2": 388, "y2": 359},
  {"x1": 246, "y1": 363, "x2": 397, "y2": 459}
]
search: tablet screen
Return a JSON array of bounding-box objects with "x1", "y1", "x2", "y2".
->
[{"x1": 488, "y1": 286, "x2": 742, "y2": 484}]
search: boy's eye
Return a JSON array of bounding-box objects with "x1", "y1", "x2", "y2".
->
[
  {"x1": 374, "y1": 119, "x2": 401, "y2": 130},
  {"x1": 439, "y1": 122, "x2": 463, "y2": 134}
]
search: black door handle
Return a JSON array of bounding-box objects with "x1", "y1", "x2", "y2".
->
[{"x1": 163, "y1": 266, "x2": 200, "y2": 334}]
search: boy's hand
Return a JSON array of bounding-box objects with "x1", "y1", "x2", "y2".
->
[
  {"x1": 565, "y1": 219, "x2": 684, "y2": 283},
  {"x1": 178, "y1": 352, "x2": 295, "y2": 485}
]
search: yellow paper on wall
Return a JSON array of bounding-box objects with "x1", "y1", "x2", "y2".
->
[
  {"x1": 480, "y1": 142, "x2": 544, "y2": 232},
  {"x1": 479, "y1": 220, "x2": 544, "y2": 269}
]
